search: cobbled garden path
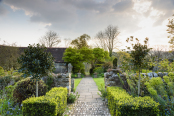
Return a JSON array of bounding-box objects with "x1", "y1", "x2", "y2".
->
[{"x1": 63, "y1": 76, "x2": 111, "y2": 116}]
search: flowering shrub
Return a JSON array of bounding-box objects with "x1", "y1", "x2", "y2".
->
[{"x1": 0, "y1": 97, "x2": 23, "y2": 116}]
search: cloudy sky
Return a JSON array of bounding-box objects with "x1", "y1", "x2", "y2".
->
[{"x1": 0, "y1": 0, "x2": 174, "y2": 51}]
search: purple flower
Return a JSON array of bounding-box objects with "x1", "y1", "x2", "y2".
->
[
  {"x1": 12, "y1": 107, "x2": 15, "y2": 110},
  {"x1": 7, "y1": 111, "x2": 10, "y2": 114},
  {"x1": 10, "y1": 113, "x2": 13, "y2": 115},
  {"x1": 8, "y1": 102, "x2": 11, "y2": 105}
]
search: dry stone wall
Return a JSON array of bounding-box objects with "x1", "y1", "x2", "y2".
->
[
  {"x1": 104, "y1": 69, "x2": 129, "y2": 90},
  {"x1": 104, "y1": 69, "x2": 169, "y2": 89},
  {"x1": 41, "y1": 73, "x2": 74, "y2": 92}
]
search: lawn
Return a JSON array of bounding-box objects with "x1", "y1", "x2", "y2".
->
[
  {"x1": 74, "y1": 78, "x2": 82, "y2": 91},
  {"x1": 93, "y1": 77, "x2": 104, "y2": 89}
]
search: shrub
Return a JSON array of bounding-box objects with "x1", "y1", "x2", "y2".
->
[
  {"x1": 94, "y1": 67, "x2": 104, "y2": 74},
  {"x1": 0, "y1": 75, "x2": 13, "y2": 91},
  {"x1": 0, "y1": 66, "x2": 5, "y2": 77},
  {"x1": 13, "y1": 77, "x2": 48, "y2": 107},
  {"x1": 103, "y1": 61, "x2": 113, "y2": 72},
  {"x1": 145, "y1": 75, "x2": 174, "y2": 115},
  {"x1": 107, "y1": 87, "x2": 159, "y2": 116},
  {"x1": 97, "y1": 84, "x2": 107, "y2": 100},
  {"x1": 22, "y1": 87, "x2": 67, "y2": 116},
  {"x1": 46, "y1": 74, "x2": 54, "y2": 91},
  {"x1": 67, "y1": 92, "x2": 80, "y2": 103}
]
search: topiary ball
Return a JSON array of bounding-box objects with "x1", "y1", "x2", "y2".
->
[{"x1": 13, "y1": 77, "x2": 48, "y2": 106}]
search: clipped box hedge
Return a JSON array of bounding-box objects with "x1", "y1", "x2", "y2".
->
[
  {"x1": 22, "y1": 87, "x2": 67, "y2": 116},
  {"x1": 107, "y1": 87, "x2": 159, "y2": 116}
]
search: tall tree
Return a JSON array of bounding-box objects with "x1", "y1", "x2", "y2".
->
[
  {"x1": 167, "y1": 14, "x2": 174, "y2": 51},
  {"x1": 39, "y1": 30, "x2": 61, "y2": 48},
  {"x1": 18, "y1": 43, "x2": 55, "y2": 97},
  {"x1": 90, "y1": 48, "x2": 110, "y2": 74},
  {"x1": 95, "y1": 25, "x2": 121, "y2": 57},
  {"x1": 71, "y1": 34, "x2": 90, "y2": 49},
  {"x1": 126, "y1": 36, "x2": 152, "y2": 97},
  {"x1": 62, "y1": 47, "x2": 93, "y2": 74}
]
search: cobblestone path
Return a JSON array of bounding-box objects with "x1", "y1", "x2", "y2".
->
[{"x1": 63, "y1": 76, "x2": 111, "y2": 116}]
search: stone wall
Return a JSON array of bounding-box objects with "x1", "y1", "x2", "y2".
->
[
  {"x1": 104, "y1": 69, "x2": 169, "y2": 90},
  {"x1": 104, "y1": 69, "x2": 129, "y2": 90},
  {"x1": 41, "y1": 73, "x2": 74, "y2": 92}
]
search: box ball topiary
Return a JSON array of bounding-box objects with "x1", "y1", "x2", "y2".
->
[{"x1": 13, "y1": 77, "x2": 48, "y2": 107}]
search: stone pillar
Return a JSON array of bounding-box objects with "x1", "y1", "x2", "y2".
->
[
  {"x1": 68, "y1": 63, "x2": 72, "y2": 95},
  {"x1": 94, "y1": 73, "x2": 97, "y2": 78},
  {"x1": 77, "y1": 73, "x2": 81, "y2": 78}
]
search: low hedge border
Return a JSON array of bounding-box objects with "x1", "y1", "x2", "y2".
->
[
  {"x1": 107, "y1": 87, "x2": 160, "y2": 116},
  {"x1": 22, "y1": 87, "x2": 67, "y2": 116}
]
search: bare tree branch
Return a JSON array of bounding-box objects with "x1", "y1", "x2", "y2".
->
[
  {"x1": 94, "y1": 25, "x2": 121, "y2": 57},
  {"x1": 39, "y1": 30, "x2": 61, "y2": 48}
]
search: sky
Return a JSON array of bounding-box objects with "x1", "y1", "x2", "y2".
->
[{"x1": 0, "y1": 0, "x2": 174, "y2": 51}]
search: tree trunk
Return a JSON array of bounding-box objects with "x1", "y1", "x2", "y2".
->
[
  {"x1": 138, "y1": 69, "x2": 141, "y2": 97},
  {"x1": 36, "y1": 80, "x2": 38, "y2": 97}
]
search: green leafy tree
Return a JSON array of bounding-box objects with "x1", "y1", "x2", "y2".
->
[
  {"x1": 90, "y1": 48, "x2": 110, "y2": 74},
  {"x1": 63, "y1": 47, "x2": 84, "y2": 73},
  {"x1": 126, "y1": 36, "x2": 152, "y2": 96},
  {"x1": 17, "y1": 43, "x2": 55, "y2": 97},
  {"x1": 167, "y1": 14, "x2": 174, "y2": 51},
  {"x1": 71, "y1": 34, "x2": 90, "y2": 49}
]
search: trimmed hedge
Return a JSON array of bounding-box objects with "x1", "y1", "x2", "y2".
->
[
  {"x1": 107, "y1": 87, "x2": 159, "y2": 116},
  {"x1": 22, "y1": 87, "x2": 67, "y2": 116}
]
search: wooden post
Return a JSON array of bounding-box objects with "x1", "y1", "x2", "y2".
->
[
  {"x1": 69, "y1": 73, "x2": 71, "y2": 95},
  {"x1": 36, "y1": 80, "x2": 38, "y2": 97}
]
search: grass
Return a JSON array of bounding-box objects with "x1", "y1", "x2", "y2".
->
[
  {"x1": 93, "y1": 77, "x2": 104, "y2": 89},
  {"x1": 74, "y1": 78, "x2": 82, "y2": 92}
]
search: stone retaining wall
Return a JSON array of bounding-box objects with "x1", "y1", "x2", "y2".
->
[
  {"x1": 41, "y1": 73, "x2": 74, "y2": 92},
  {"x1": 104, "y1": 69, "x2": 169, "y2": 89}
]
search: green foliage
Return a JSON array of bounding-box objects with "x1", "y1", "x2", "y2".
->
[
  {"x1": 124, "y1": 71, "x2": 150, "y2": 97},
  {"x1": 0, "y1": 75, "x2": 12, "y2": 89},
  {"x1": 90, "y1": 48, "x2": 110, "y2": 74},
  {"x1": 63, "y1": 47, "x2": 85, "y2": 73},
  {"x1": 0, "y1": 97, "x2": 23, "y2": 116},
  {"x1": 22, "y1": 87, "x2": 67, "y2": 116},
  {"x1": 141, "y1": 69, "x2": 152, "y2": 73},
  {"x1": 97, "y1": 84, "x2": 107, "y2": 100},
  {"x1": 71, "y1": 34, "x2": 90, "y2": 49},
  {"x1": 157, "y1": 58, "x2": 174, "y2": 73},
  {"x1": 0, "y1": 44, "x2": 20, "y2": 71},
  {"x1": 67, "y1": 92, "x2": 80, "y2": 103},
  {"x1": 17, "y1": 43, "x2": 55, "y2": 81},
  {"x1": 126, "y1": 37, "x2": 152, "y2": 96},
  {"x1": 46, "y1": 74, "x2": 54, "y2": 91},
  {"x1": 13, "y1": 77, "x2": 48, "y2": 106},
  {"x1": 107, "y1": 87, "x2": 159, "y2": 116},
  {"x1": 74, "y1": 78, "x2": 82, "y2": 92},
  {"x1": 145, "y1": 75, "x2": 174, "y2": 115},
  {"x1": 126, "y1": 37, "x2": 152, "y2": 70},
  {"x1": 103, "y1": 61, "x2": 113, "y2": 72},
  {"x1": 0, "y1": 66, "x2": 5, "y2": 77},
  {"x1": 94, "y1": 67, "x2": 104, "y2": 74}
]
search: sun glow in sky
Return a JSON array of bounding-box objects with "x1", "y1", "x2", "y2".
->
[{"x1": 0, "y1": 0, "x2": 174, "y2": 51}]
